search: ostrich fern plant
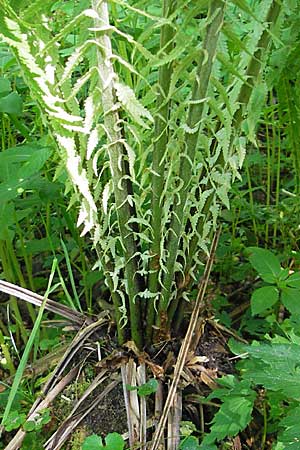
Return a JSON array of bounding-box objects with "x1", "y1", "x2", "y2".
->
[{"x1": 0, "y1": 0, "x2": 285, "y2": 351}]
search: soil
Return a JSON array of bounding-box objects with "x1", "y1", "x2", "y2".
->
[{"x1": 83, "y1": 381, "x2": 127, "y2": 436}]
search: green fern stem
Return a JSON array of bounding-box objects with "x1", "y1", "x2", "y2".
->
[
  {"x1": 94, "y1": 246, "x2": 125, "y2": 344},
  {"x1": 92, "y1": 0, "x2": 143, "y2": 348},
  {"x1": 146, "y1": 0, "x2": 176, "y2": 344},
  {"x1": 173, "y1": 0, "x2": 282, "y2": 324},
  {"x1": 282, "y1": 77, "x2": 300, "y2": 194},
  {"x1": 156, "y1": 0, "x2": 225, "y2": 325},
  {"x1": 231, "y1": 1, "x2": 281, "y2": 133},
  {"x1": 189, "y1": 0, "x2": 282, "y2": 259},
  {"x1": 168, "y1": 1, "x2": 280, "y2": 334}
]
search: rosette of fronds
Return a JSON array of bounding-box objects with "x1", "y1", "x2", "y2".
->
[{"x1": 0, "y1": 0, "x2": 288, "y2": 347}]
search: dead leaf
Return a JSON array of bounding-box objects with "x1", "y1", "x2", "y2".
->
[{"x1": 200, "y1": 368, "x2": 218, "y2": 389}]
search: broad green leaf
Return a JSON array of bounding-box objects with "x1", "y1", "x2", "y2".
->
[
  {"x1": 3, "y1": 411, "x2": 26, "y2": 431},
  {"x1": 287, "y1": 272, "x2": 300, "y2": 289},
  {"x1": 82, "y1": 432, "x2": 125, "y2": 450},
  {"x1": 281, "y1": 287, "x2": 300, "y2": 315},
  {"x1": 277, "y1": 406, "x2": 300, "y2": 449},
  {"x1": 201, "y1": 396, "x2": 254, "y2": 445},
  {"x1": 234, "y1": 343, "x2": 300, "y2": 400},
  {"x1": 0, "y1": 147, "x2": 53, "y2": 204},
  {"x1": 21, "y1": 431, "x2": 44, "y2": 450},
  {"x1": 82, "y1": 434, "x2": 102, "y2": 450},
  {"x1": 0, "y1": 91, "x2": 22, "y2": 115},
  {"x1": 202, "y1": 377, "x2": 256, "y2": 446},
  {"x1": 0, "y1": 145, "x2": 40, "y2": 166},
  {"x1": 208, "y1": 378, "x2": 253, "y2": 401},
  {"x1": 0, "y1": 178, "x2": 30, "y2": 203},
  {"x1": 0, "y1": 76, "x2": 11, "y2": 94},
  {"x1": 277, "y1": 267, "x2": 290, "y2": 282},
  {"x1": 247, "y1": 247, "x2": 282, "y2": 282},
  {"x1": 199, "y1": 445, "x2": 217, "y2": 450},
  {"x1": 251, "y1": 285, "x2": 279, "y2": 315},
  {"x1": 180, "y1": 436, "x2": 201, "y2": 450},
  {"x1": 23, "y1": 420, "x2": 36, "y2": 432},
  {"x1": 104, "y1": 433, "x2": 125, "y2": 450}
]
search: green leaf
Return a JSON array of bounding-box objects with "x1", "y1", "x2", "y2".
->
[
  {"x1": 247, "y1": 247, "x2": 282, "y2": 282},
  {"x1": 17, "y1": 147, "x2": 52, "y2": 178},
  {"x1": 0, "y1": 91, "x2": 23, "y2": 115},
  {"x1": 281, "y1": 287, "x2": 300, "y2": 315},
  {"x1": 201, "y1": 396, "x2": 254, "y2": 445},
  {"x1": 82, "y1": 433, "x2": 125, "y2": 450},
  {"x1": 82, "y1": 434, "x2": 102, "y2": 450},
  {"x1": 0, "y1": 76, "x2": 11, "y2": 95},
  {"x1": 23, "y1": 420, "x2": 36, "y2": 432},
  {"x1": 21, "y1": 431, "x2": 44, "y2": 450},
  {"x1": 234, "y1": 343, "x2": 300, "y2": 400},
  {"x1": 287, "y1": 272, "x2": 300, "y2": 289},
  {"x1": 104, "y1": 433, "x2": 125, "y2": 450},
  {"x1": 251, "y1": 286, "x2": 279, "y2": 315},
  {"x1": 3, "y1": 411, "x2": 26, "y2": 431},
  {"x1": 0, "y1": 146, "x2": 53, "y2": 204},
  {"x1": 137, "y1": 378, "x2": 158, "y2": 397},
  {"x1": 277, "y1": 267, "x2": 290, "y2": 282},
  {"x1": 126, "y1": 378, "x2": 158, "y2": 396},
  {"x1": 277, "y1": 406, "x2": 300, "y2": 449},
  {"x1": 230, "y1": 0, "x2": 261, "y2": 22},
  {"x1": 126, "y1": 384, "x2": 138, "y2": 392},
  {"x1": 247, "y1": 82, "x2": 267, "y2": 143},
  {"x1": 180, "y1": 436, "x2": 201, "y2": 449},
  {"x1": 202, "y1": 377, "x2": 256, "y2": 446},
  {"x1": 0, "y1": 202, "x2": 15, "y2": 240}
]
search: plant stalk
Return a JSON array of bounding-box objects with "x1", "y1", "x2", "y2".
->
[
  {"x1": 92, "y1": 0, "x2": 143, "y2": 347},
  {"x1": 184, "y1": 0, "x2": 282, "y2": 280},
  {"x1": 170, "y1": 0, "x2": 282, "y2": 329},
  {"x1": 146, "y1": 0, "x2": 176, "y2": 344},
  {"x1": 157, "y1": 0, "x2": 225, "y2": 322}
]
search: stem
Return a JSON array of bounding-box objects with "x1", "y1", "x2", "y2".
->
[
  {"x1": 273, "y1": 102, "x2": 281, "y2": 246},
  {"x1": 265, "y1": 115, "x2": 271, "y2": 246},
  {"x1": 170, "y1": 1, "x2": 282, "y2": 331},
  {"x1": 92, "y1": 0, "x2": 143, "y2": 347},
  {"x1": 158, "y1": 0, "x2": 225, "y2": 319},
  {"x1": 261, "y1": 399, "x2": 267, "y2": 450},
  {"x1": 282, "y1": 76, "x2": 300, "y2": 194},
  {"x1": 185, "y1": 0, "x2": 282, "y2": 275},
  {"x1": 6, "y1": 239, "x2": 36, "y2": 323},
  {"x1": 0, "y1": 241, "x2": 28, "y2": 344},
  {"x1": 94, "y1": 245, "x2": 125, "y2": 345},
  {"x1": 146, "y1": 0, "x2": 176, "y2": 344},
  {"x1": 245, "y1": 161, "x2": 259, "y2": 243},
  {"x1": 14, "y1": 215, "x2": 35, "y2": 292},
  {"x1": 0, "y1": 328, "x2": 15, "y2": 376}
]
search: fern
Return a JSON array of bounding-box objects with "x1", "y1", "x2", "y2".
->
[{"x1": 0, "y1": 0, "x2": 288, "y2": 346}]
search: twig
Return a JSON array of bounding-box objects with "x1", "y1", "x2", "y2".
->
[
  {"x1": 0, "y1": 280, "x2": 93, "y2": 327},
  {"x1": 3, "y1": 367, "x2": 79, "y2": 450}
]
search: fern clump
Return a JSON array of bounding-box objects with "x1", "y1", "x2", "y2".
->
[{"x1": 0, "y1": 0, "x2": 290, "y2": 348}]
